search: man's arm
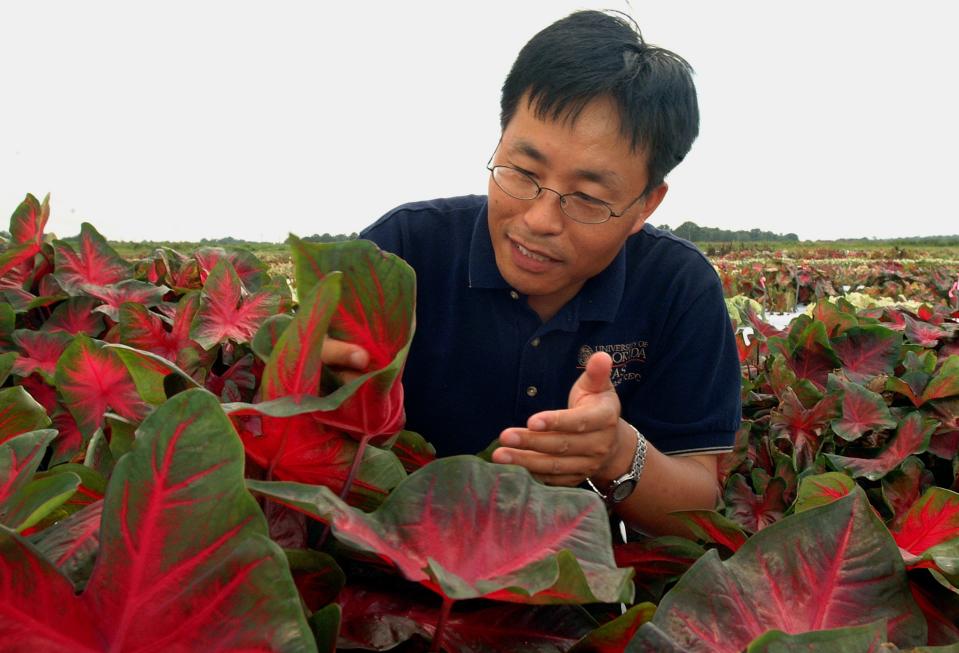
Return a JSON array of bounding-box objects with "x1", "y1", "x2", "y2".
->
[{"x1": 491, "y1": 352, "x2": 724, "y2": 537}]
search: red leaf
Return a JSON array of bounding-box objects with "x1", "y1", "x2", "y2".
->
[
  {"x1": 29, "y1": 500, "x2": 103, "y2": 588},
  {"x1": 190, "y1": 259, "x2": 280, "y2": 350},
  {"x1": 632, "y1": 491, "x2": 926, "y2": 652},
  {"x1": 49, "y1": 411, "x2": 85, "y2": 465},
  {"x1": 11, "y1": 329, "x2": 72, "y2": 380},
  {"x1": 337, "y1": 582, "x2": 597, "y2": 651},
  {"x1": 830, "y1": 325, "x2": 902, "y2": 384},
  {"x1": 672, "y1": 510, "x2": 748, "y2": 553},
  {"x1": 260, "y1": 273, "x2": 341, "y2": 401},
  {"x1": 723, "y1": 475, "x2": 788, "y2": 533},
  {"x1": 195, "y1": 246, "x2": 270, "y2": 291},
  {"x1": 239, "y1": 414, "x2": 401, "y2": 508},
  {"x1": 614, "y1": 537, "x2": 705, "y2": 600},
  {"x1": 921, "y1": 355, "x2": 959, "y2": 404},
  {"x1": 54, "y1": 335, "x2": 149, "y2": 437},
  {"x1": 769, "y1": 389, "x2": 840, "y2": 469},
  {"x1": 0, "y1": 389, "x2": 315, "y2": 649},
  {"x1": 904, "y1": 314, "x2": 948, "y2": 347},
  {"x1": 53, "y1": 222, "x2": 131, "y2": 292},
  {"x1": 827, "y1": 411, "x2": 939, "y2": 481},
  {"x1": 0, "y1": 431, "x2": 57, "y2": 509},
  {"x1": 891, "y1": 487, "x2": 959, "y2": 569},
  {"x1": 116, "y1": 297, "x2": 208, "y2": 374},
  {"x1": 82, "y1": 280, "x2": 169, "y2": 321},
  {"x1": 830, "y1": 377, "x2": 897, "y2": 442},
  {"x1": 0, "y1": 532, "x2": 101, "y2": 648},
  {"x1": 9, "y1": 193, "x2": 49, "y2": 247},
  {"x1": 909, "y1": 577, "x2": 959, "y2": 645},
  {"x1": 0, "y1": 386, "x2": 52, "y2": 445},
  {"x1": 289, "y1": 238, "x2": 415, "y2": 438},
  {"x1": 882, "y1": 457, "x2": 934, "y2": 529},
  {"x1": 249, "y1": 456, "x2": 633, "y2": 604},
  {"x1": 42, "y1": 297, "x2": 106, "y2": 336}
]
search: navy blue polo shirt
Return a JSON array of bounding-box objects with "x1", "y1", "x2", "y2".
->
[{"x1": 361, "y1": 195, "x2": 741, "y2": 457}]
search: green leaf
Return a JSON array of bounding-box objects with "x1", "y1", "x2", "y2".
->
[
  {"x1": 1, "y1": 472, "x2": 81, "y2": 532},
  {"x1": 308, "y1": 603, "x2": 340, "y2": 653},
  {"x1": 0, "y1": 386, "x2": 52, "y2": 445},
  {"x1": 794, "y1": 472, "x2": 856, "y2": 513},
  {"x1": 0, "y1": 352, "x2": 15, "y2": 386},
  {"x1": 745, "y1": 620, "x2": 887, "y2": 652}
]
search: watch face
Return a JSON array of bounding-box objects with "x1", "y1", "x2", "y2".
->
[{"x1": 611, "y1": 478, "x2": 637, "y2": 503}]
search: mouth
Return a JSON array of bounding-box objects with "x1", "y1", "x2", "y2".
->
[{"x1": 509, "y1": 236, "x2": 560, "y2": 264}]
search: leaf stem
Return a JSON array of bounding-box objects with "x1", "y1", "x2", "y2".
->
[
  {"x1": 430, "y1": 597, "x2": 454, "y2": 653},
  {"x1": 318, "y1": 433, "x2": 370, "y2": 548}
]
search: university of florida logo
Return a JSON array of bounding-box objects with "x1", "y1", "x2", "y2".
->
[{"x1": 577, "y1": 341, "x2": 647, "y2": 387}]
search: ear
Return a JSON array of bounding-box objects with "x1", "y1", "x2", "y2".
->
[{"x1": 627, "y1": 182, "x2": 668, "y2": 236}]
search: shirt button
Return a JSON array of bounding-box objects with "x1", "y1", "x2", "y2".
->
[
  {"x1": 530, "y1": 337, "x2": 541, "y2": 347},
  {"x1": 509, "y1": 290, "x2": 519, "y2": 300},
  {"x1": 526, "y1": 385, "x2": 538, "y2": 397}
]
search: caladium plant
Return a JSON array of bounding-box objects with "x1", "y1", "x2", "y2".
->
[{"x1": 2, "y1": 193, "x2": 959, "y2": 651}]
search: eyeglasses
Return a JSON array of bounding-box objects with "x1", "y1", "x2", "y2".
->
[{"x1": 486, "y1": 161, "x2": 648, "y2": 225}]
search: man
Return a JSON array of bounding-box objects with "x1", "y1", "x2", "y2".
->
[{"x1": 324, "y1": 10, "x2": 741, "y2": 536}]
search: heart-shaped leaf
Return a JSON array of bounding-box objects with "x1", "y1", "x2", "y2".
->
[
  {"x1": 0, "y1": 387, "x2": 52, "y2": 444},
  {"x1": 830, "y1": 325, "x2": 902, "y2": 384},
  {"x1": 630, "y1": 491, "x2": 926, "y2": 652},
  {"x1": 794, "y1": 472, "x2": 856, "y2": 513},
  {"x1": 42, "y1": 297, "x2": 106, "y2": 336},
  {"x1": 827, "y1": 411, "x2": 939, "y2": 481},
  {"x1": 249, "y1": 455, "x2": 633, "y2": 604},
  {"x1": 671, "y1": 509, "x2": 747, "y2": 554},
  {"x1": 55, "y1": 335, "x2": 150, "y2": 437},
  {"x1": 830, "y1": 376, "x2": 898, "y2": 442},
  {"x1": 289, "y1": 237, "x2": 415, "y2": 438},
  {"x1": 53, "y1": 222, "x2": 132, "y2": 293},
  {"x1": 891, "y1": 487, "x2": 959, "y2": 574},
  {"x1": 0, "y1": 389, "x2": 317, "y2": 650},
  {"x1": 28, "y1": 499, "x2": 103, "y2": 589},
  {"x1": 0, "y1": 430, "x2": 57, "y2": 511},
  {"x1": 336, "y1": 582, "x2": 598, "y2": 652},
  {"x1": 10, "y1": 329, "x2": 72, "y2": 381},
  {"x1": 84, "y1": 280, "x2": 169, "y2": 321},
  {"x1": 191, "y1": 259, "x2": 281, "y2": 350}
]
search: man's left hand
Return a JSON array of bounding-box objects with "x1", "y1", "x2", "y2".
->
[{"x1": 491, "y1": 352, "x2": 630, "y2": 486}]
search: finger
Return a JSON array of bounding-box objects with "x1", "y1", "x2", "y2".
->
[
  {"x1": 492, "y1": 448, "x2": 595, "y2": 478},
  {"x1": 322, "y1": 338, "x2": 370, "y2": 371},
  {"x1": 499, "y1": 428, "x2": 607, "y2": 457},
  {"x1": 574, "y1": 351, "x2": 615, "y2": 395},
  {"x1": 526, "y1": 402, "x2": 618, "y2": 435},
  {"x1": 531, "y1": 473, "x2": 588, "y2": 487}
]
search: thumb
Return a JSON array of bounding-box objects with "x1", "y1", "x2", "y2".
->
[{"x1": 572, "y1": 352, "x2": 615, "y2": 398}]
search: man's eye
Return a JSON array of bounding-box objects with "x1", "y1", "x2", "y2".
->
[{"x1": 572, "y1": 192, "x2": 606, "y2": 205}]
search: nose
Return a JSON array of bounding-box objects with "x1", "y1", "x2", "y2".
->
[{"x1": 522, "y1": 186, "x2": 566, "y2": 236}]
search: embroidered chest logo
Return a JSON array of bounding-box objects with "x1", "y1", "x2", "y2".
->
[{"x1": 577, "y1": 341, "x2": 648, "y2": 387}]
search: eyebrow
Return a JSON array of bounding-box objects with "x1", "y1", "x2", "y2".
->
[{"x1": 508, "y1": 139, "x2": 623, "y2": 192}]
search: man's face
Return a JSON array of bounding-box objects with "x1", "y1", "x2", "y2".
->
[{"x1": 487, "y1": 94, "x2": 667, "y2": 321}]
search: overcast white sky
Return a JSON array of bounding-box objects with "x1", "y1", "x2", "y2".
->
[{"x1": 2, "y1": 1, "x2": 956, "y2": 242}]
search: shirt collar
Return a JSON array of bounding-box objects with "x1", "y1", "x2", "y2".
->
[
  {"x1": 468, "y1": 197, "x2": 509, "y2": 289},
  {"x1": 468, "y1": 195, "x2": 628, "y2": 323}
]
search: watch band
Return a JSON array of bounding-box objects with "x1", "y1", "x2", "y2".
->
[{"x1": 587, "y1": 423, "x2": 647, "y2": 505}]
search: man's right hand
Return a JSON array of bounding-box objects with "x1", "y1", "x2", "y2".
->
[{"x1": 321, "y1": 338, "x2": 370, "y2": 384}]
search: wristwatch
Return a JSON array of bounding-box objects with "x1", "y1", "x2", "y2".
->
[{"x1": 587, "y1": 424, "x2": 647, "y2": 505}]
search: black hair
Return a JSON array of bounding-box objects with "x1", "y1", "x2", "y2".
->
[{"x1": 500, "y1": 10, "x2": 699, "y2": 192}]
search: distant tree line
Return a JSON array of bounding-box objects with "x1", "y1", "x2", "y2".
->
[
  {"x1": 300, "y1": 233, "x2": 359, "y2": 243},
  {"x1": 658, "y1": 221, "x2": 799, "y2": 243}
]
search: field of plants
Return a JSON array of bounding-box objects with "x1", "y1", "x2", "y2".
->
[{"x1": 2, "y1": 193, "x2": 959, "y2": 652}]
